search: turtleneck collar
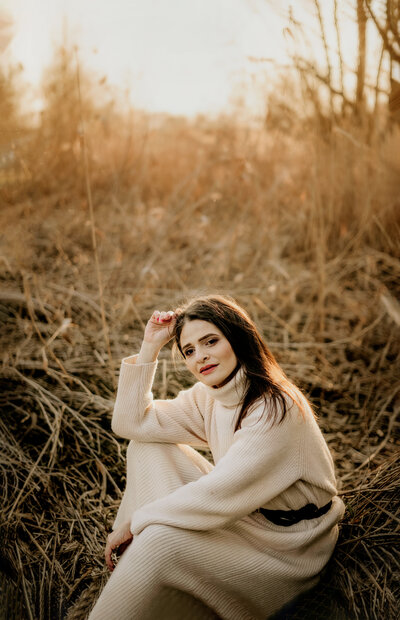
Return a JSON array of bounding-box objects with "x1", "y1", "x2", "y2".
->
[{"x1": 201, "y1": 365, "x2": 248, "y2": 408}]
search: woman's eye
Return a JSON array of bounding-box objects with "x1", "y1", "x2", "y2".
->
[
  {"x1": 207, "y1": 339, "x2": 218, "y2": 346},
  {"x1": 184, "y1": 340, "x2": 217, "y2": 357}
]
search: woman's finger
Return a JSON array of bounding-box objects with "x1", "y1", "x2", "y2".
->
[
  {"x1": 117, "y1": 540, "x2": 131, "y2": 555},
  {"x1": 160, "y1": 311, "x2": 174, "y2": 322},
  {"x1": 150, "y1": 309, "x2": 176, "y2": 323},
  {"x1": 104, "y1": 524, "x2": 133, "y2": 571},
  {"x1": 105, "y1": 541, "x2": 119, "y2": 572},
  {"x1": 105, "y1": 532, "x2": 118, "y2": 570},
  {"x1": 105, "y1": 541, "x2": 114, "y2": 571}
]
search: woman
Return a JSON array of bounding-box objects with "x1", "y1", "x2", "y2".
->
[{"x1": 89, "y1": 295, "x2": 345, "y2": 620}]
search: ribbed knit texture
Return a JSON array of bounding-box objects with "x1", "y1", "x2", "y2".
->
[{"x1": 88, "y1": 355, "x2": 345, "y2": 620}]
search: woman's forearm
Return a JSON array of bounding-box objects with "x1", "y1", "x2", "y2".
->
[
  {"x1": 137, "y1": 340, "x2": 161, "y2": 364},
  {"x1": 112, "y1": 343, "x2": 208, "y2": 446}
]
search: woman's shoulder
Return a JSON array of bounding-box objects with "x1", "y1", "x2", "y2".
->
[{"x1": 242, "y1": 383, "x2": 314, "y2": 433}]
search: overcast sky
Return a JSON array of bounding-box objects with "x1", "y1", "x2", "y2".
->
[{"x1": 1, "y1": 0, "x2": 373, "y2": 118}]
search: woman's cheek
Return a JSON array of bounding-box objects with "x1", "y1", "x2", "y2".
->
[
  {"x1": 186, "y1": 358, "x2": 197, "y2": 373},
  {"x1": 218, "y1": 342, "x2": 233, "y2": 361}
]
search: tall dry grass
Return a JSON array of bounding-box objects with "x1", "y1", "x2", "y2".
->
[{"x1": 0, "y1": 47, "x2": 399, "y2": 619}]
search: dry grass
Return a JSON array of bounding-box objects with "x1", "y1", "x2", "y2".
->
[{"x1": 0, "y1": 59, "x2": 399, "y2": 618}]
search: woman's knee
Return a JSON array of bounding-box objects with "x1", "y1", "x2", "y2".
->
[
  {"x1": 133, "y1": 524, "x2": 183, "y2": 572},
  {"x1": 126, "y1": 438, "x2": 148, "y2": 455},
  {"x1": 126, "y1": 440, "x2": 162, "y2": 468}
]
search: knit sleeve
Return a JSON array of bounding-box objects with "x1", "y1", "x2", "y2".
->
[
  {"x1": 130, "y1": 401, "x2": 305, "y2": 535},
  {"x1": 111, "y1": 355, "x2": 208, "y2": 447}
]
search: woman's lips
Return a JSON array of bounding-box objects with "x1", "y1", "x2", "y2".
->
[{"x1": 200, "y1": 364, "x2": 218, "y2": 375}]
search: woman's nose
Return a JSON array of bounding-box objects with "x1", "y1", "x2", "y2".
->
[{"x1": 196, "y1": 349, "x2": 209, "y2": 362}]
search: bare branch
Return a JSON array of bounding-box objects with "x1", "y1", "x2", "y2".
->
[
  {"x1": 365, "y1": 0, "x2": 400, "y2": 62},
  {"x1": 387, "y1": 0, "x2": 399, "y2": 41},
  {"x1": 313, "y1": 0, "x2": 334, "y2": 114},
  {"x1": 296, "y1": 58, "x2": 355, "y2": 110},
  {"x1": 374, "y1": 41, "x2": 386, "y2": 115},
  {"x1": 356, "y1": 0, "x2": 367, "y2": 113},
  {"x1": 334, "y1": 0, "x2": 345, "y2": 110}
]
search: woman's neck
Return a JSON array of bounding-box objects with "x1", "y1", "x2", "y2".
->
[{"x1": 212, "y1": 362, "x2": 241, "y2": 389}]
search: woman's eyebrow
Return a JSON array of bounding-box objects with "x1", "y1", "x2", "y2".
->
[{"x1": 181, "y1": 333, "x2": 218, "y2": 351}]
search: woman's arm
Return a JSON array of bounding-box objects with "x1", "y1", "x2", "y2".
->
[
  {"x1": 111, "y1": 355, "x2": 208, "y2": 446},
  {"x1": 129, "y1": 402, "x2": 307, "y2": 535},
  {"x1": 111, "y1": 310, "x2": 208, "y2": 447}
]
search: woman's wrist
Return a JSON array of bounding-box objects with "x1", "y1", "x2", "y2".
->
[{"x1": 137, "y1": 340, "x2": 162, "y2": 363}]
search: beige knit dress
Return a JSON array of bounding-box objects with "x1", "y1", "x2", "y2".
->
[{"x1": 88, "y1": 355, "x2": 345, "y2": 620}]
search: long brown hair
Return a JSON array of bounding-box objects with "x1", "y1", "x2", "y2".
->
[{"x1": 172, "y1": 294, "x2": 316, "y2": 431}]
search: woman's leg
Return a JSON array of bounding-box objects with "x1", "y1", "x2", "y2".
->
[
  {"x1": 89, "y1": 522, "x2": 221, "y2": 620},
  {"x1": 88, "y1": 441, "x2": 215, "y2": 619},
  {"x1": 112, "y1": 440, "x2": 213, "y2": 529}
]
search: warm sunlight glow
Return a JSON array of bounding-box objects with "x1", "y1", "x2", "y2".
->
[
  {"x1": 1, "y1": 0, "x2": 383, "y2": 118},
  {"x1": 2, "y1": 0, "x2": 290, "y2": 118}
]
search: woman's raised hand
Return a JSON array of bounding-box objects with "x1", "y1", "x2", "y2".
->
[{"x1": 143, "y1": 309, "x2": 179, "y2": 349}]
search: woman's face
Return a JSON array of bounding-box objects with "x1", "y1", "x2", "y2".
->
[{"x1": 179, "y1": 319, "x2": 238, "y2": 387}]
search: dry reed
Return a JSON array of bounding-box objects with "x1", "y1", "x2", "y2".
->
[{"x1": 0, "y1": 56, "x2": 399, "y2": 619}]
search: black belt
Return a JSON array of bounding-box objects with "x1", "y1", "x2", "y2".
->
[{"x1": 258, "y1": 500, "x2": 332, "y2": 526}]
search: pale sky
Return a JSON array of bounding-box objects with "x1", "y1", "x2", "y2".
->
[{"x1": 0, "y1": 0, "x2": 381, "y2": 119}]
